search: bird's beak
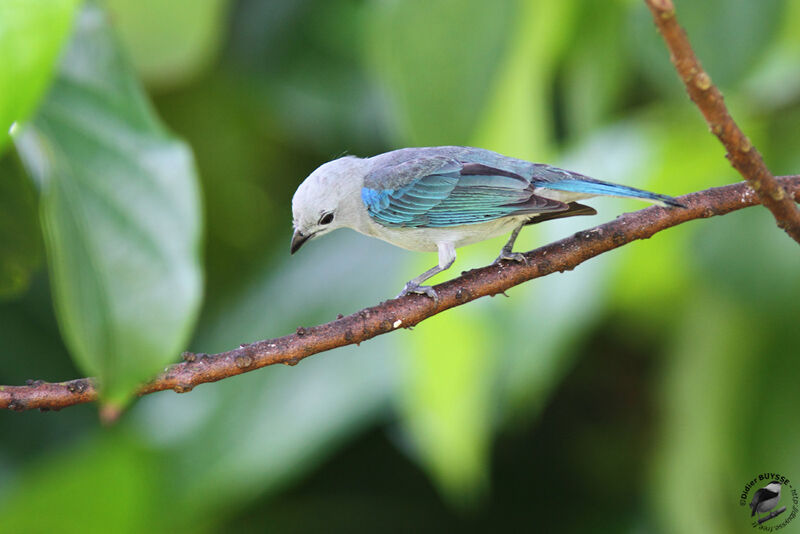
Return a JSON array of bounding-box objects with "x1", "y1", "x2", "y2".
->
[{"x1": 290, "y1": 230, "x2": 312, "y2": 254}]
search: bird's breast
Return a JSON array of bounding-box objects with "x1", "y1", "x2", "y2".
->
[{"x1": 358, "y1": 216, "x2": 526, "y2": 252}]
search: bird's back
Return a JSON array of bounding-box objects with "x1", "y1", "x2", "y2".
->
[{"x1": 367, "y1": 146, "x2": 537, "y2": 182}]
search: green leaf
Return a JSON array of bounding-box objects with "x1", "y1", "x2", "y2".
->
[
  {"x1": 0, "y1": 154, "x2": 43, "y2": 298},
  {"x1": 14, "y1": 6, "x2": 203, "y2": 406},
  {"x1": 0, "y1": 0, "x2": 80, "y2": 154},
  {"x1": 101, "y1": 0, "x2": 230, "y2": 89}
]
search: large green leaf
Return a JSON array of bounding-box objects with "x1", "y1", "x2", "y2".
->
[
  {"x1": 0, "y1": 154, "x2": 42, "y2": 298},
  {"x1": 0, "y1": 0, "x2": 80, "y2": 154},
  {"x1": 14, "y1": 6, "x2": 203, "y2": 406}
]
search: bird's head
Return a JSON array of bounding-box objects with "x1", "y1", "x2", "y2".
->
[
  {"x1": 291, "y1": 155, "x2": 365, "y2": 254},
  {"x1": 766, "y1": 481, "x2": 782, "y2": 493}
]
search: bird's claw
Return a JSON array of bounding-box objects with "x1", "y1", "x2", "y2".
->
[
  {"x1": 495, "y1": 250, "x2": 528, "y2": 264},
  {"x1": 398, "y1": 283, "x2": 439, "y2": 305}
]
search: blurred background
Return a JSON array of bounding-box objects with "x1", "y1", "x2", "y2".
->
[{"x1": 1, "y1": 0, "x2": 800, "y2": 532}]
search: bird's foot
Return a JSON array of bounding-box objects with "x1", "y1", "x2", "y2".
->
[
  {"x1": 494, "y1": 250, "x2": 528, "y2": 264},
  {"x1": 398, "y1": 282, "x2": 439, "y2": 305}
]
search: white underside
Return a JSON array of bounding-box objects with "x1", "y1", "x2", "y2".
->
[
  {"x1": 359, "y1": 215, "x2": 526, "y2": 253},
  {"x1": 756, "y1": 495, "x2": 780, "y2": 514}
]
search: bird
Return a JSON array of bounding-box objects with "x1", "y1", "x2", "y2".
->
[
  {"x1": 750, "y1": 481, "x2": 782, "y2": 519},
  {"x1": 290, "y1": 146, "x2": 683, "y2": 300}
]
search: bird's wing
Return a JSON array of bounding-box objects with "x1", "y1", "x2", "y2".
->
[
  {"x1": 751, "y1": 488, "x2": 765, "y2": 515},
  {"x1": 362, "y1": 156, "x2": 568, "y2": 228}
]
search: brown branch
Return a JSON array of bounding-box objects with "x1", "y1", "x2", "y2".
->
[
  {"x1": 2, "y1": 177, "x2": 800, "y2": 413},
  {"x1": 645, "y1": 0, "x2": 800, "y2": 244},
  {"x1": 757, "y1": 505, "x2": 786, "y2": 525}
]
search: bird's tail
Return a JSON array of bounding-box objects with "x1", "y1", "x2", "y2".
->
[{"x1": 541, "y1": 175, "x2": 685, "y2": 208}]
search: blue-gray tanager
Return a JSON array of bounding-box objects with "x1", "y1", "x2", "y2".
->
[{"x1": 291, "y1": 146, "x2": 682, "y2": 299}]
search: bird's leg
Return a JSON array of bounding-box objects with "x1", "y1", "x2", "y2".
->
[
  {"x1": 398, "y1": 265, "x2": 445, "y2": 301},
  {"x1": 494, "y1": 223, "x2": 528, "y2": 264},
  {"x1": 398, "y1": 242, "x2": 456, "y2": 305}
]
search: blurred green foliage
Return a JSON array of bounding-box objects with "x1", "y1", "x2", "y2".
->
[
  {"x1": 1, "y1": 0, "x2": 799, "y2": 532},
  {"x1": 0, "y1": 155, "x2": 41, "y2": 297},
  {"x1": 103, "y1": 0, "x2": 230, "y2": 90}
]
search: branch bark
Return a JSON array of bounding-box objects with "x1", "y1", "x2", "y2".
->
[
  {"x1": 3, "y1": 177, "x2": 799, "y2": 413},
  {"x1": 645, "y1": 0, "x2": 800, "y2": 243},
  {"x1": 757, "y1": 506, "x2": 786, "y2": 525}
]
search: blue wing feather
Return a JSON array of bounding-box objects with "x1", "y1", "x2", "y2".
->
[
  {"x1": 360, "y1": 148, "x2": 683, "y2": 227},
  {"x1": 362, "y1": 157, "x2": 568, "y2": 228}
]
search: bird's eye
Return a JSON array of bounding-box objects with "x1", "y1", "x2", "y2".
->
[{"x1": 319, "y1": 213, "x2": 334, "y2": 225}]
